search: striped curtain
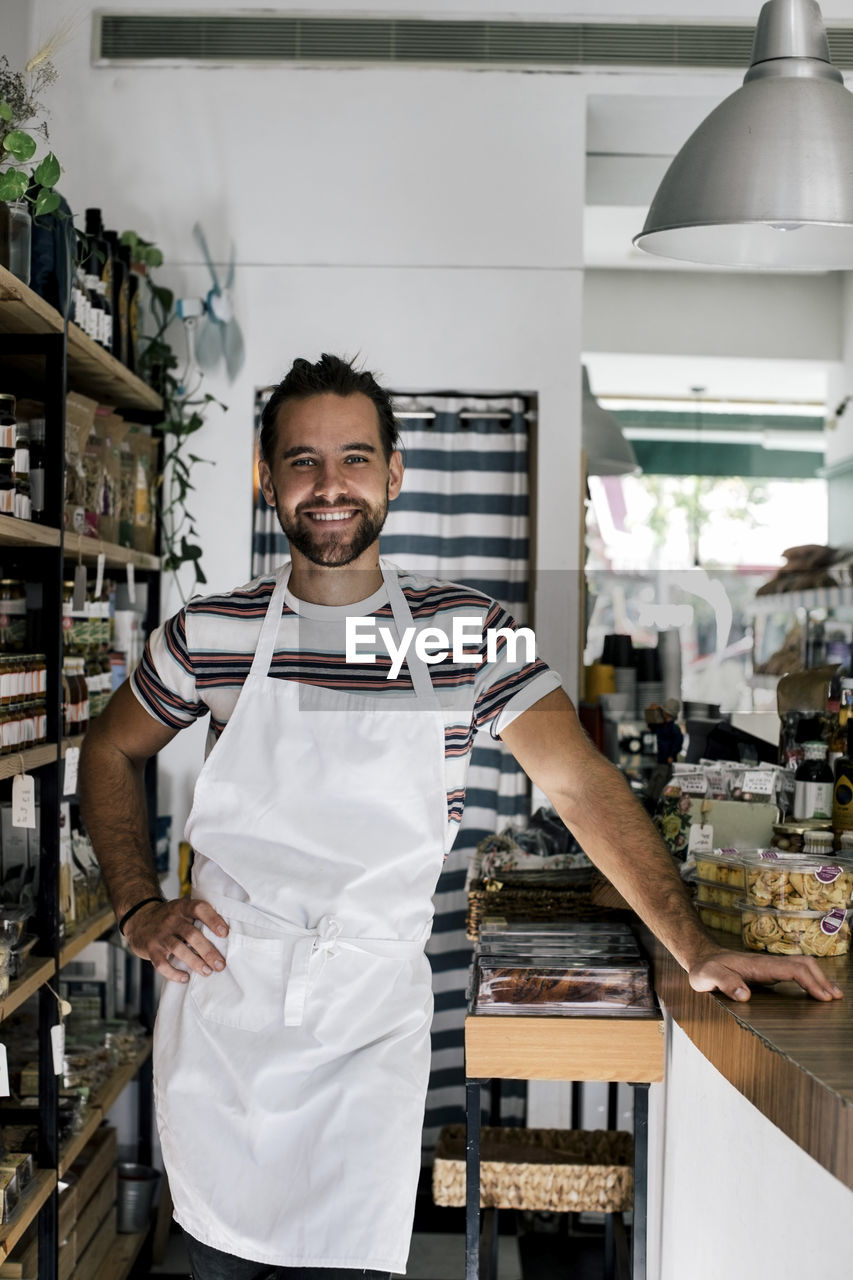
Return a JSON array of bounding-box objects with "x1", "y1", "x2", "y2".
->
[{"x1": 251, "y1": 390, "x2": 533, "y2": 1154}]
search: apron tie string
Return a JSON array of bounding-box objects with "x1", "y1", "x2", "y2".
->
[{"x1": 284, "y1": 915, "x2": 343, "y2": 1027}]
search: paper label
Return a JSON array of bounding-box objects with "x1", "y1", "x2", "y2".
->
[
  {"x1": 678, "y1": 772, "x2": 708, "y2": 795},
  {"x1": 94, "y1": 553, "x2": 105, "y2": 600},
  {"x1": 0, "y1": 1046, "x2": 8, "y2": 1097},
  {"x1": 759, "y1": 849, "x2": 781, "y2": 861},
  {"x1": 815, "y1": 864, "x2": 842, "y2": 884},
  {"x1": 688, "y1": 823, "x2": 714, "y2": 854},
  {"x1": 126, "y1": 561, "x2": 136, "y2": 604},
  {"x1": 11, "y1": 774, "x2": 35, "y2": 829},
  {"x1": 740, "y1": 770, "x2": 775, "y2": 797},
  {"x1": 63, "y1": 747, "x2": 80, "y2": 797},
  {"x1": 820, "y1": 908, "x2": 846, "y2": 936},
  {"x1": 51, "y1": 1023, "x2": 65, "y2": 1075}
]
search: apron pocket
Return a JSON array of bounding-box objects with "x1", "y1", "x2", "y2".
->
[{"x1": 188, "y1": 927, "x2": 287, "y2": 1032}]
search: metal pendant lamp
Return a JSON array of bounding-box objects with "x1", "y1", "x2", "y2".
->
[
  {"x1": 582, "y1": 366, "x2": 641, "y2": 476},
  {"x1": 634, "y1": 0, "x2": 853, "y2": 269}
]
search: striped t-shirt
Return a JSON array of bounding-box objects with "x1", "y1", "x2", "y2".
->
[{"x1": 131, "y1": 564, "x2": 560, "y2": 844}]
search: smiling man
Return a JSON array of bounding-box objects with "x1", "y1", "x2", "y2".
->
[{"x1": 79, "y1": 352, "x2": 841, "y2": 1280}]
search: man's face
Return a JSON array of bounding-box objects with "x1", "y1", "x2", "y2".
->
[{"x1": 258, "y1": 392, "x2": 403, "y2": 569}]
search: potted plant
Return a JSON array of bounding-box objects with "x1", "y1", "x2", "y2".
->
[{"x1": 0, "y1": 49, "x2": 62, "y2": 283}]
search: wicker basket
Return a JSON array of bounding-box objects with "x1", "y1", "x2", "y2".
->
[
  {"x1": 432, "y1": 1124, "x2": 634, "y2": 1213},
  {"x1": 466, "y1": 870, "x2": 612, "y2": 942}
]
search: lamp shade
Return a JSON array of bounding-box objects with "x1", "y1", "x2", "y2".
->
[
  {"x1": 634, "y1": 0, "x2": 853, "y2": 269},
  {"x1": 582, "y1": 367, "x2": 641, "y2": 476}
]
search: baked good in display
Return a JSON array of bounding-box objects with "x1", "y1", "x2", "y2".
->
[
  {"x1": 740, "y1": 904, "x2": 850, "y2": 956},
  {"x1": 743, "y1": 853, "x2": 853, "y2": 912}
]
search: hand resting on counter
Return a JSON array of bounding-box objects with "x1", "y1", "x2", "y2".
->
[{"x1": 688, "y1": 948, "x2": 843, "y2": 1003}]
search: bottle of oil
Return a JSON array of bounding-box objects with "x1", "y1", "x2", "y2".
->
[{"x1": 832, "y1": 718, "x2": 853, "y2": 835}]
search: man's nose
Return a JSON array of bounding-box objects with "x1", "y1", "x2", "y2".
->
[{"x1": 312, "y1": 461, "x2": 348, "y2": 500}]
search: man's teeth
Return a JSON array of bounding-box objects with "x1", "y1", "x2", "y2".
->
[{"x1": 311, "y1": 511, "x2": 353, "y2": 521}]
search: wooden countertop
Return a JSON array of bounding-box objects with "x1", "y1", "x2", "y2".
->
[{"x1": 649, "y1": 930, "x2": 853, "y2": 1192}]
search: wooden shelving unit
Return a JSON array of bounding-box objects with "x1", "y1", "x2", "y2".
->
[
  {"x1": 93, "y1": 1229, "x2": 148, "y2": 1280},
  {"x1": 0, "y1": 957, "x2": 56, "y2": 1026},
  {"x1": 0, "y1": 1170, "x2": 57, "y2": 1260},
  {"x1": 59, "y1": 907, "x2": 116, "y2": 969},
  {"x1": 57, "y1": 1041, "x2": 153, "y2": 1180},
  {"x1": 0, "y1": 266, "x2": 161, "y2": 412},
  {"x1": 0, "y1": 256, "x2": 163, "y2": 1280}
]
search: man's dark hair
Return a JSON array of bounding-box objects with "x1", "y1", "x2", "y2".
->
[{"x1": 259, "y1": 353, "x2": 400, "y2": 463}]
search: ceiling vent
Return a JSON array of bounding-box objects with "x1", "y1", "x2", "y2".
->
[{"x1": 92, "y1": 13, "x2": 853, "y2": 70}]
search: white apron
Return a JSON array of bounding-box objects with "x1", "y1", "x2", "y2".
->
[{"x1": 153, "y1": 561, "x2": 448, "y2": 1271}]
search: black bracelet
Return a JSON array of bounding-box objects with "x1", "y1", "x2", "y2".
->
[{"x1": 118, "y1": 896, "x2": 164, "y2": 936}]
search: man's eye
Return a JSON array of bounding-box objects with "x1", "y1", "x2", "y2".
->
[
  {"x1": 291, "y1": 458, "x2": 315, "y2": 467},
  {"x1": 345, "y1": 455, "x2": 368, "y2": 464}
]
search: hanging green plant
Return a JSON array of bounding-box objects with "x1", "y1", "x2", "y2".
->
[
  {"x1": 120, "y1": 230, "x2": 224, "y2": 603},
  {"x1": 0, "y1": 50, "x2": 62, "y2": 216}
]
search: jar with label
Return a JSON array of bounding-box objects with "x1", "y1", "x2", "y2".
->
[
  {"x1": 794, "y1": 741, "x2": 834, "y2": 820},
  {"x1": 27, "y1": 418, "x2": 45, "y2": 522},
  {"x1": 13, "y1": 420, "x2": 29, "y2": 521}
]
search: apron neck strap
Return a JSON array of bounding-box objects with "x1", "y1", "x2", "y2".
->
[
  {"x1": 250, "y1": 562, "x2": 291, "y2": 679},
  {"x1": 249, "y1": 560, "x2": 440, "y2": 708},
  {"x1": 380, "y1": 561, "x2": 439, "y2": 707}
]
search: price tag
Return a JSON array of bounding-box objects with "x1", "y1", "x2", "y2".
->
[
  {"x1": 678, "y1": 772, "x2": 708, "y2": 796},
  {"x1": 127, "y1": 561, "x2": 136, "y2": 605},
  {"x1": 11, "y1": 774, "x2": 35, "y2": 829},
  {"x1": 742, "y1": 770, "x2": 775, "y2": 797},
  {"x1": 72, "y1": 563, "x2": 87, "y2": 611},
  {"x1": 51, "y1": 1023, "x2": 65, "y2": 1076},
  {"x1": 688, "y1": 823, "x2": 714, "y2": 854},
  {"x1": 0, "y1": 1045, "x2": 8, "y2": 1097},
  {"x1": 94, "y1": 553, "x2": 105, "y2": 601},
  {"x1": 63, "y1": 746, "x2": 80, "y2": 797}
]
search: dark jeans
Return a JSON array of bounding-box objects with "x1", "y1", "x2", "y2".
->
[{"x1": 183, "y1": 1232, "x2": 393, "y2": 1280}]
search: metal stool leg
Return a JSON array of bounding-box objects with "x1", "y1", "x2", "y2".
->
[
  {"x1": 466, "y1": 1079, "x2": 482, "y2": 1280},
  {"x1": 631, "y1": 1082, "x2": 650, "y2": 1280}
]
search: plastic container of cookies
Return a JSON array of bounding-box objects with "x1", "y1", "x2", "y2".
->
[
  {"x1": 696, "y1": 903, "x2": 742, "y2": 936},
  {"x1": 738, "y1": 901, "x2": 851, "y2": 956},
  {"x1": 741, "y1": 850, "x2": 853, "y2": 911},
  {"x1": 693, "y1": 849, "x2": 746, "y2": 890},
  {"x1": 694, "y1": 879, "x2": 742, "y2": 910}
]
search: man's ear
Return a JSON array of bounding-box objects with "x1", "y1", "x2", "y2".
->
[
  {"x1": 387, "y1": 450, "x2": 404, "y2": 502},
  {"x1": 258, "y1": 460, "x2": 276, "y2": 509}
]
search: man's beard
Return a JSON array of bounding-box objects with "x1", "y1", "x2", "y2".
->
[{"x1": 274, "y1": 489, "x2": 390, "y2": 568}]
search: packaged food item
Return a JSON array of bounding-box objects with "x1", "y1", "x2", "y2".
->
[
  {"x1": 0, "y1": 907, "x2": 27, "y2": 947},
  {"x1": 771, "y1": 820, "x2": 833, "y2": 853},
  {"x1": 793, "y1": 742, "x2": 834, "y2": 820},
  {"x1": 0, "y1": 1167, "x2": 18, "y2": 1221},
  {"x1": 474, "y1": 954, "x2": 655, "y2": 1016},
  {"x1": 742, "y1": 850, "x2": 853, "y2": 910},
  {"x1": 740, "y1": 902, "x2": 850, "y2": 956},
  {"x1": 693, "y1": 849, "x2": 746, "y2": 889},
  {"x1": 694, "y1": 879, "x2": 741, "y2": 910},
  {"x1": 696, "y1": 903, "x2": 741, "y2": 936},
  {"x1": 0, "y1": 1152, "x2": 34, "y2": 1193}
]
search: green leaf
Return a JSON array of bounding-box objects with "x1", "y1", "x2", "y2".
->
[
  {"x1": 0, "y1": 101, "x2": 13, "y2": 122},
  {"x1": 180, "y1": 539, "x2": 203, "y2": 561},
  {"x1": 33, "y1": 151, "x2": 60, "y2": 187},
  {"x1": 34, "y1": 189, "x2": 61, "y2": 217},
  {"x1": 195, "y1": 566, "x2": 208, "y2": 585},
  {"x1": 3, "y1": 130, "x2": 37, "y2": 161},
  {"x1": 151, "y1": 285, "x2": 173, "y2": 311},
  {"x1": 0, "y1": 169, "x2": 28, "y2": 200},
  {"x1": 144, "y1": 245, "x2": 163, "y2": 267}
]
